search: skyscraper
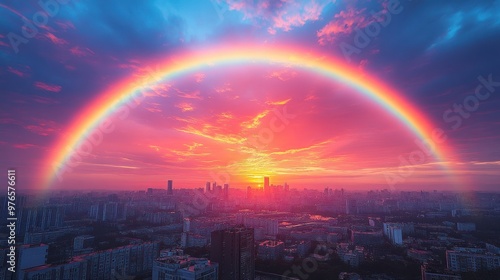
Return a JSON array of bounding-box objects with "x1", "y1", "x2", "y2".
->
[
  {"x1": 223, "y1": 184, "x2": 229, "y2": 199},
  {"x1": 211, "y1": 227, "x2": 255, "y2": 280},
  {"x1": 206, "y1": 181, "x2": 211, "y2": 192},
  {"x1": 264, "y1": 177, "x2": 269, "y2": 194},
  {"x1": 167, "y1": 180, "x2": 173, "y2": 195}
]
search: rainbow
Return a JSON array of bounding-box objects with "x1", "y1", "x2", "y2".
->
[{"x1": 43, "y1": 44, "x2": 455, "y2": 187}]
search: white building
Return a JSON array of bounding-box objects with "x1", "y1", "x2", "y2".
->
[
  {"x1": 383, "y1": 223, "x2": 406, "y2": 245},
  {"x1": 152, "y1": 252, "x2": 218, "y2": 280},
  {"x1": 446, "y1": 247, "x2": 500, "y2": 272}
]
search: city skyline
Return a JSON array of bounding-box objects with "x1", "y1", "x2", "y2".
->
[{"x1": 1, "y1": 1, "x2": 499, "y2": 192}]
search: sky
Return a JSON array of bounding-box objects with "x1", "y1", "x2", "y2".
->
[{"x1": 1, "y1": 0, "x2": 500, "y2": 192}]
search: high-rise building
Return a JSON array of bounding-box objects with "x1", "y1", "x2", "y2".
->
[
  {"x1": 346, "y1": 199, "x2": 357, "y2": 214},
  {"x1": 22, "y1": 205, "x2": 65, "y2": 233},
  {"x1": 264, "y1": 177, "x2": 270, "y2": 194},
  {"x1": 223, "y1": 184, "x2": 229, "y2": 199},
  {"x1": 102, "y1": 202, "x2": 118, "y2": 221},
  {"x1": 211, "y1": 227, "x2": 255, "y2": 280},
  {"x1": 167, "y1": 180, "x2": 173, "y2": 195},
  {"x1": 206, "y1": 182, "x2": 211, "y2": 192}
]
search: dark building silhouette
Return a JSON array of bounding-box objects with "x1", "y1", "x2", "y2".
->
[
  {"x1": 211, "y1": 227, "x2": 255, "y2": 280},
  {"x1": 264, "y1": 177, "x2": 270, "y2": 194},
  {"x1": 223, "y1": 184, "x2": 229, "y2": 199},
  {"x1": 167, "y1": 180, "x2": 173, "y2": 195}
]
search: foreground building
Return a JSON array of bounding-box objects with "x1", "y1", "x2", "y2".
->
[
  {"x1": 19, "y1": 242, "x2": 159, "y2": 280},
  {"x1": 210, "y1": 226, "x2": 255, "y2": 280}
]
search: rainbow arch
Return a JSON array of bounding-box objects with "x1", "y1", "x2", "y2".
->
[{"x1": 43, "y1": 44, "x2": 454, "y2": 187}]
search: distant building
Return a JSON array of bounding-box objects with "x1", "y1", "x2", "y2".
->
[
  {"x1": 258, "y1": 240, "x2": 284, "y2": 261},
  {"x1": 211, "y1": 226, "x2": 255, "y2": 280},
  {"x1": 153, "y1": 250, "x2": 218, "y2": 280},
  {"x1": 235, "y1": 214, "x2": 278, "y2": 237},
  {"x1": 421, "y1": 264, "x2": 462, "y2": 280},
  {"x1": 102, "y1": 202, "x2": 118, "y2": 221},
  {"x1": 338, "y1": 272, "x2": 362, "y2": 280},
  {"x1": 346, "y1": 199, "x2": 357, "y2": 215},
  {"x1": 167, "y1": 180, "x2": 173, "y2": 195},
  {"x1": 264, "y1": 177, "x2": 270, "y2": 194},
  {"x1": 206, "y1": 182, "x2": 211, "y2": 192},
  {"x1": 223, "y1": 184, "x2": 229, "y2": 199},
  {"x1": 337, "y1": 243, "x2": 364, "y2": 267},
  {"x1": 350, "y1": 230, "x2": 383, "y2": 245},
  {"x1": 446, "y1": 247, "x2": 500, "y2": 272},
  {"x1": 456, "y1": 222, "x2": 476, "y2": 232},
  {"x1": 73, "y1": 235, "x2": 94, "y2": 252},
  {"x1": 22, "y1": 205, "x2": 64, "y2": 233}
]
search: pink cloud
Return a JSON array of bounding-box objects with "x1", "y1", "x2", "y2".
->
[
  {"x1": 23, "y1": 119, "x2": 60, "y2": 136},
  {"x1": 55, "y1": 21, "x2": 75, "y2": 31},
  {"x1": 317, "y1": 7, "x2": 368, "y2": 45},
  {"x1": 7, "y1": 66, "x2": 25, "y2": 77},
  {"x1": 267, "y1": 69, "x2": 298, "y2": 81},
  {"x1": 176, "y1": 102, "x2": 195, "y2": 112},
  {"x1": 194, "y1": 73, "x2": 205, "y2": 83},
  {"x1": 70, "y1": 46, "x2": 95, "y2": 57},
  {"x1": 13, "y1": 143, "x2": 36, "y2": 149},
  {"x1": 45, "y1": 33, "x2": 68, "y2": 45},
  {"x1": 227, "y1": 0, "x2": 331, "y2": 34},
  {"x1": 34, "y1": 81, "x2": 62, "y2": 92}
]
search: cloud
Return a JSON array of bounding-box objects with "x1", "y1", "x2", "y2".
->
[
  {"x1": 176, "y1": 102, "x2": 195, "y2": 112},
  {"x1": 45, "y1": 33, "x2": 68, "y2": 45},
  {"x1": 226, "y1": 0, "x2": 332, "y2": 34},
  {"x1": 317, "y1": 7, "x2": 368, "y2": 45},
  {"x1": 34, "y1": 81, "x2": 62, "y2": 93},
  {"x1": 12, "y1": 143, "x2": 36, "y2": 149},
  {"x1": 23, "y1": 119, "x2": 60, "y2": 136},
  {"x1": 266, "y1": 98, "x2": 291, "y2": 105},
  {"x1": 241, "y1": 110, "x2": 270, "y2": 129},
  {"x1": 7, "y1": 66, "x2": 29, "y2": 77}
]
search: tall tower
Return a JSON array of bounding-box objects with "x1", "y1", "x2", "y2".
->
[
  {"x1": 167, "y1": 180, "x2": 173, "y2": 195},
  {"x1": 206, "y1": 182, "x2": 211, "y2": 192},
  {"x1": 223, "y1": 184, "x2": 229, "y2": 199},
  {"x1": 211, "y1": 227, "x2": 255, "y2": 280},
  {"x1": 264, "y1": 177, "x2": 270, "y2": 194}
]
